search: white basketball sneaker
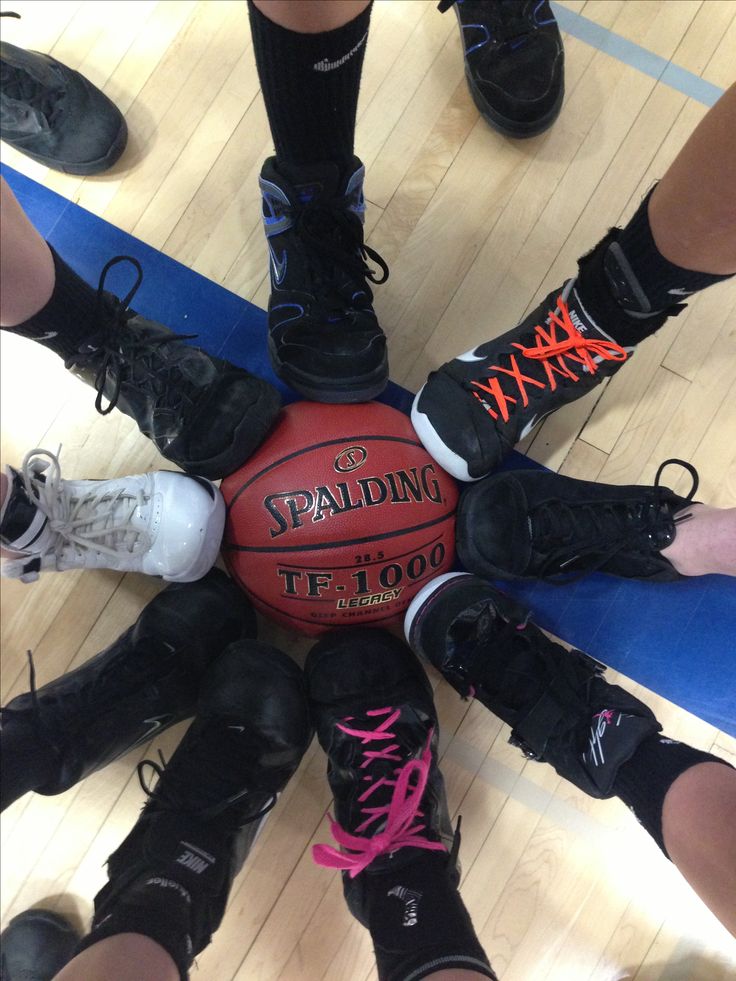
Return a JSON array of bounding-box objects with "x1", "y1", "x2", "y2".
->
[{"x1": 0, "y1": 448, "x2": 225, "y2": 583}]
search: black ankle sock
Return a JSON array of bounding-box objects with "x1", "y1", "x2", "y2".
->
[
  {"x1": 359, "y1": 852, "x2": 496, "y2": 981},
  {"x1": 76, "y1": 874, "x2": 192, "y2": 981},
  {"x1": 0, "y1": 714, "x2": 56, "y2": 811},
  {"x1": 609, "y1": 188, "x2": 733, "y2": 315},
  {"x1": 612, "y1": 733, "x2": 733, "y2": 857},
  {"x1": 248, "y1": 0, "x2": 371, "y2": 170},
  {"x1": 8, "y1": 247, "x2": 100, "y2": 359},
  {"x1": 575, "y1": 229, "x2": 677, "y2": 348}
]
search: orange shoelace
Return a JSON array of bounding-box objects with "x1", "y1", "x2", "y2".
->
[{"x1": 471, "y1": 297, "x2": 628, "y2": 423}]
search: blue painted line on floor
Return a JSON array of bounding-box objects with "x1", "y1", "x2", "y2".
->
[
  {"x1": 3, "y1": 165, "x2": 735, "y2": 737},
  {"x1": 551, "y1": 3, "x2": 725, "y2": 107}
]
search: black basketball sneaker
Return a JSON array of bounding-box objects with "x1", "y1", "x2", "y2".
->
[
  {"x1": 0, "y1": 569, "x2": 255, "y2": 810},
  {"x1": 405, "y1": 573, "x2": 661, "y2": 798},
  {"x1": 79, "y1": 642, "x2": 312, "y2": 976},
  {"x1": 0, "y1": 908, "x2": 80, "y2": 981},
  {"x1": 307, "y1": 629, "x2": 495, "y2": 980},
  {"x1": 1, "y1": 20, "x2": 127, "y2": 174},
  {"x1": 59, "y1": 256, "x2": 281, "y2": 479},
  {"x1": 412, "y1": 224, "x2": 684, "y2": 482},
  {"x1": 259, "y1": 156, "x2": 389, "y2": 403},
  {"x1": 456, "y1": 459, "x2": 700, "y2": 581},
  {"x1": 439, "y1": 0, "x2": 564, "y2": 137}
]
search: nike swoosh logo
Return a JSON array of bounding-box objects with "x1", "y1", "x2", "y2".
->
[
  {"x1": 228, "y1": 724, "x2": 246, "y2": 733},
  {"x1": 118, "y1": 714, "x2": 175, "y2": 757},
  {"x1": 36, "y1": 331, "x2": 58, "y2": 341},
  {"x1": 668, "y1": 287, "x2": 694, "y2": 296},
  {"x1": 269, "y1": 245, "x2": 287, "y2": 286},
  {"x1": 519, "y1": 414, "x2": 541, "y2": 439},
  {"x1": 313, "y1": 31, "x2": 367, "y2": 72},
  {"x1": 455, "y1": 348, "x2": 487, "y2": 363}
]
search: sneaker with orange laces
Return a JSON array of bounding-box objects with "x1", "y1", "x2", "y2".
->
[
  {"x1": 306, "y1": 628, "x2": 496, "y2": 981},
  {"x1": 411, "y1": 231, "x2": 679, "y2": 480}
]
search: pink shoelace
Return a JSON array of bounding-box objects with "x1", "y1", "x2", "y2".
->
[{"x1": 313, "y1": 707, "x2": 447, "y2": 878}]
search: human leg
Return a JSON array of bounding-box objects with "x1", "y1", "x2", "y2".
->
[
  {"x1": 307, "y1": 628, "x2": 497, "y2": 981},
  {"x1": 0, "y1": 178, "x2": 280, "y2": 477},
  {"x1": 250, "y1": 0, "x2": 388, "y2": 402},
  {"x1": 412, "y1": 84, "x2": 736, "y2": 481},
  {"x1": 404, "y1": 575, "x2": 736, "y2": 935}
]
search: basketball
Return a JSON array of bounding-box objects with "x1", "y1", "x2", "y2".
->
[{"x1": 221, "y1": 401, "x2": 458, "y2": 635}]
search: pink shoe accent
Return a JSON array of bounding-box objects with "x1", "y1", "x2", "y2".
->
[{"x1": 313, "y1": 708, "x2": 447, "y2": 878}]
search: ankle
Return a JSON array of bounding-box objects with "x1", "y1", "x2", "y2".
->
[{"x1": 661, "y1": 503, "x2": 736, "y2": 577}]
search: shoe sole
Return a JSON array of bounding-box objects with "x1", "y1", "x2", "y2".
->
[
  {"x1": 403, "y1": 571, "x2": 471, "y2": 646},
  {"x1": 163, "y1": 479, "x2": 226, "y2": 583},
  {"x1": 465, "y1": 67, "x2": 564, "y2": 138},
  {"x1": 269, "y1": 336, "x2": 389, "y2": 404},
  {"x1": 6, "y1": 116, "x2": 129, "y2": 175},
  {"x1": 411, "y1": 387, "x2": 479, "y2": 482}
]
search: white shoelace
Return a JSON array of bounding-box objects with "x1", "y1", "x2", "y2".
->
[{"x1": 20, "y1": 447, "x2": 152, "y2": 564}]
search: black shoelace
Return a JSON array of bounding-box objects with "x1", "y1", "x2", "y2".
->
[
  {"x1": 136, "y1": 732, "x2": 277, "y2": 825},
  {"x1": 65, "y1": 256, "x2": 198, "y2": 416},
  {"x1": 295, "y1": 200, "x2": 388, "y2": 313},
  {"x1": 531, "y1": 459, "x2": 700, "y2": 579}
]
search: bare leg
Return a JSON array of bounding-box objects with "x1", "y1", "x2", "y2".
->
[
  {"x1": 662, "y1": 503, "x2": 736, "y2": 577},
  {"x1": 662, "y1": 762, "x2": 736, "y2": 935},
  {"x1": 253, "y1": 0, "x2": 371, "y2": 32},
  {"x1": 53, "y1": 934, "x2": 177, "y2": 981},
  {"x1": 649, "y1": 82, "x2": 736, "y2": 274},
  {"x1": 0, "y1": 176, "x2": 54, "y2": 326}
]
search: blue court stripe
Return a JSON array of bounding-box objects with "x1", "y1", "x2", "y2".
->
[{"x1": 551, "y1": 2, "x2": 725, "y2": 107}]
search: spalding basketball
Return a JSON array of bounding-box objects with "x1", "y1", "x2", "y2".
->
[{"x1": 221, "y1": 401, "x2": 458, "y2": 635}]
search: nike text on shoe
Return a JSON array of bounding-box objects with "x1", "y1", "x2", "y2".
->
[
  {"x1": 81, "y1": 643, "x2": 312, "y2": 973},
  {"x1": 0, "y1": 448, "x2": 225, "y2": 583},
  {"x1": 0, "y1": 20, "x2": 127, "y2": 174},
  {"x1": 260, "y1": 156, "x2": 389, "y2": 402},
  {"x1": 412, "y1": 278, "x2": 634, "y2": 481},
  {"x1": 404, "y1": 573, "x2": 661, "y2": 798},
  {"x1": 64, "y1": 256, "x2": 281, "y2": 479},
  {"x1": 456, "y1": 459, "x2": 700, "y2": 581},
  {"x1": 0, "y1": 908, "x2": 80, "y2": 981},
  {"x1": 439, "y1": 0, "x2": 564, "y2": 137},
  {"x1": 0, "y1": 569, "x2": 256, "y2": 808}
]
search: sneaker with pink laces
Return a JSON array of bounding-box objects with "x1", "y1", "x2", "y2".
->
[{"x1": 306, "y1": 629, "x2": 453, "y2": 886}]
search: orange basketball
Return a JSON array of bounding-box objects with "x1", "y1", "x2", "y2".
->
[{"x1": 221, "y1": 401, "x2": 458, "y2": 635}]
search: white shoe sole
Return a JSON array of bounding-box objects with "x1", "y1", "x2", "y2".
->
[
  {"x1": 403, "y1": 571, "x2": 471, "y2": 645},
  {"x1": 411, "y1": 388, "x2": 479, "y2": 483}
]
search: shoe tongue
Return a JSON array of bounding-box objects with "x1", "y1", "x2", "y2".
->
[
  {"x1": 0, "y1": 465, "x2": 56, "y2": 556},
  {"x1": 278, "y1": 160, "x2": 345, "y2": 202}
]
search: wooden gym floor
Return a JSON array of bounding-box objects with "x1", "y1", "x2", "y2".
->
[{"x1": 1, "y1": 2, "x2": 735, "y2": 978}]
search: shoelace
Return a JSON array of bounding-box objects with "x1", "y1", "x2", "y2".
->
[
  {"x1": 531, "y1": 458, "x2": 699, "y2": 579},
  {"x1": 468, "y1": 295, "x2": 628, "y2": 423},
  {"x1": 295, "y1": 201, "x2": 389, "y2": 312},
  {"x1": 313, "y1": 707, "x2": 446, "y2": 878},
  {"x1": 137, "y1": 742, "x2": 278, "y2": 824},
  {"x1": 19, "y1": 447, "x2": 151, "y2": 563},
  {"x1": 0, "y1": 13, "x2": 66, "y2": 125},
  {"x1": 65, "y1": 256, "x2": 198, "y2": 416}
]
